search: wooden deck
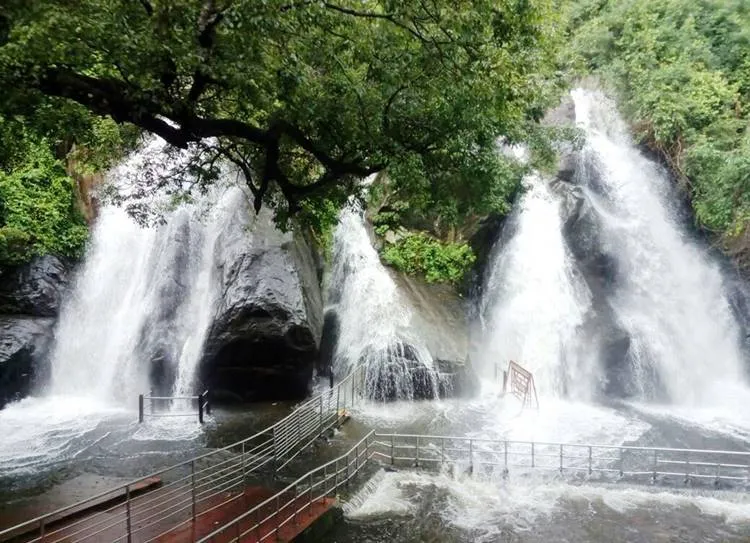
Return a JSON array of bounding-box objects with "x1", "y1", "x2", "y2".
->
[{"x1": 10, "y1": 483, "x2": 335, "y2": 543}]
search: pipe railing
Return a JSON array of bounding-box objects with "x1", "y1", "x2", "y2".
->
[
  {"x1": 371, "y1": 433, "x2": 750, "y2": 488},
  {"x1": 0, "y1": 365, "x2": 366, "y2": 543},
  {"x1": 138, "y1": 390, "x2": 211, "y2": 423},
  {"x1": 197, "y1": 431, "x2": 376, "y2": 542}
]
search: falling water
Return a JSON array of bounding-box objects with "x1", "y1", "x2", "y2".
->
[
  {"x1": 49, "y1": 138, "x2": 250, "y2": 403},
  {"x1": 478, "y1": 175, "x2": 596, "y2": 399},
  {"x1": 572, "y1": 88, "x2": 747, "y2": 405},
  {"x1": 480, "y1": 88, "x2": 748, "y2": 406},
  {"x1": 328, "y1": 202, "x2": 438, "y2": 400}
]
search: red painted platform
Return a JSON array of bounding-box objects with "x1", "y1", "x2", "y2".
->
[{"x1": 11, "y1": 484, "x2": 334, "y2": 543}]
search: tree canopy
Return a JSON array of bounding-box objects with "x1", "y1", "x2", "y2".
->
[
  {"x1": 566, "y1": 0, "x2": 750, "y2": 265},
  {"x1": 0, "y1": 0, "x2": 563, "y2": 232}
]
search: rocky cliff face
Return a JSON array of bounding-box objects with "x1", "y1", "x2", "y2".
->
[
  {"x1": 0, "y1": 256, "x2": 69, "y2": 407},
  {"x1": 199, "y1": 210, "x2": 323, "y2": 403}
]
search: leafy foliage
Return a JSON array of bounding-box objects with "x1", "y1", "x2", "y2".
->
[
  {"x1": 381, "y1": 231, "x2": 476, "y2": 284},
  {"x1": 0, "y1": 141, "x2": 88, "y2": 265},
  {"x1": 566, "y1": 0, "x2": 750, "y2": 259},
  {"x1": 0, "y1": 0, "x2": 565, "y2": 237}
]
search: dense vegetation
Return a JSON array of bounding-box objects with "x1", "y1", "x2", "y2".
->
[
  {"x1": 0, "y1": 0, "x2": 566, "y2": 278},
  {"x1": 567, "y1": 0, "x2": 750, "y2": 265},
  {"x1": 2, "y1": 1, "x2": 748, "y2": 281}
]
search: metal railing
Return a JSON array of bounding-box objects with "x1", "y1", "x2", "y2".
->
[
  {"x1": 138, "y1": 390, "x2": 211, "y2": 423},
  {"x1": 371, "y1": 433, "x2": 750, "y2": 488},
  {"x1": 0, "y1": 365, "x2": 366, "y2": 543},
  {"x1": 198, "y1": 431, "x2": 376, "y2": 542}
]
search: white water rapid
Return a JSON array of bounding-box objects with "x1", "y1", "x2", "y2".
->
[
  {"x1": 50, "y1": 138, "x2": 247, "y2": 402},
  {"x1": 479, "y1": 88, "x2": 748, "y2": 409},
  {"x1": 328, "y1": 202, "x2": 439, "y2": 400},
  {"x1": 478, "y1": 174, "x2": 596, "y2": 399},
  {"x1": 572, "y1": 88, "x2": 747, "y2": 405}
]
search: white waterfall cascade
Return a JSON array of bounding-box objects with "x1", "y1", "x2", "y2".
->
[
  {"x1": 328, "y1": 202, "x2": 438, "y2": 400},
  {"x1": 50, "y1": 138, "x2": 251, "y2": 403},
  {"x1": 572, "y1": 88, "x2": 747, "y2": 405},
  {"x1": 478, "y1": 174, "x2": 596, "y2": 399}
]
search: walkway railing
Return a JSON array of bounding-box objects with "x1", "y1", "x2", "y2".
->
[
  {"x1": 371, "y1": 433, "x2": 750, "y2": 488},
  {"x1": 138, "y1": 390, "x2": 211, "y2": 424},
  {"x1": 0, "y1": 365, "x2": 366, "y2": 543},
  {"x1": 197, "y1": 431, "x2": 375, "y2": 542}
]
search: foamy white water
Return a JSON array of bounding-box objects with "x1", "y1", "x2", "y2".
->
[
  {"x1": 572, "y1": 88, "x2": 748, "y2": 405},
  {"x1": 50, "y1": 139, "x2": 250, "y2": 403},
  {"x1": 329, "y1": 202, "x2": 437, "y2": 400},
  {"x1": 478, "y1": 176, "x2": 596, "y2": 399}
]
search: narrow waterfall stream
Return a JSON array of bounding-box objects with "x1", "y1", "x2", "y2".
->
[{"x1": 328, "y1": 202, "x2": 439, "y2": 401}]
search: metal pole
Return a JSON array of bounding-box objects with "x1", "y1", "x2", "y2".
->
[
  {"x1": 468, "y1": 439, "x2": 473, "y2": 475},
  {"x1": 205, "y1": 391, "x2": 211, "y2": 416},
  {"x1": 619, "y1": 447, "x2": 624, "y2": 477},
  {"x1": 559, "y1": 444, "x2": 563, "y2": 474},
  {"x1": 685, "y1": 452, "x2": 690, "y2": 484},
  {"x1": 531, "y1": 442, "x2": 535, "y2": 468},
  {"x1": 319, "y1": 394, "x2": 324, "y2": 433},
  {"x1": 138, "y1": 394, "x2": 144, "y2": 423},
  {"x1": 504, "y1": 440, "x2": 508, "y2": 477},
  {"x1": 390, "y1": 434, "x2": 395, "y2": 465},
  {"x1": 191, "y1": 460, "x2": 197, "y2": 523},
  {"x1": 588, "y1": 446, "x2": 592, "y2": 476},
  {"x1": 39, "y1": 518, "x2": 45, "y2": 542},
  {"x1": 125, "y1": 485, "x2": 133, "y2": 543},
  {"x1": 150, "y1": 389, "x2": 154, "y2": 415},
  {"x1": 198, "y1": 396, "x2": 204, "y2": 424},
  {"x1": 441, "y1": 438, "x2": 445, "y2": 467},
  {"x1": 415, "y1": 436, "x2": 420, "y2": 468},
  {"x1": 652, "y1": 449, "x2": 657, "y2": 484}
]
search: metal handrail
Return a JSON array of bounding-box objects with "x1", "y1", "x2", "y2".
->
[
  {"x1": 198, "y1": 431, "x2": 376, "y2": 542},
  {"x1": 372, "y1": 433, "x2": 750, "y2": 487},
  {"x1": 0, "y1": 365, "x2": 366, "y2": 542}
]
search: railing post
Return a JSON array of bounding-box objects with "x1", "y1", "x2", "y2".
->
[
  {"x1": 150, "y1": 389, "x2": 154, "y2": 415},
  {"x1": 205, "y1": 391, "x2": 211, "y2": 416},
  {"x1": 415, "y1": 436, "x2": 420, "y2": 468},
  {"x1": 198, "y1": 395, "x2": 204, "y2": 424},
  {"x1": 504, "y1": 440, "x2": 508, "y2": 477},
  {"x1": 619, "y1": 447, "x2": 624, "y2": 477},
  {"x1": 588, "y1": 446, "x2": 592, "y2": 476},
  {"x1": 138, "y1": 394, "x2": 144, "y2": 423},
  {"x1": 336, "y1": 382, "x2": 340, "y2": 419},
  {"x1": 715, "y1": 463, "x2": 721, "y2": 487},
  {"x1": 441, "y1": 438, "x2": 445, "y2": 467},
  {"x1": 275, "y1": 495, "x2": 281, "y2": 537},
  {"x1": 39, "y1": 518, "x2": 45, "y2": 542},
  {"x1": 559, "y1": 444, "x2": 564, "y2": 474},
  {"x1": 652, "y1": 449, "x2": 658, "y2": 484},
  {"x1": 531, "y1": 442, "x2": 535, "y2": 469},
  {"x1": 468, "y1": 439, "x2": 473, "y2": 475},
  {"x1": 191, "y1": 460, "x2": 197, "y2": 523},
  {"x1": 125, "y1": 485, "x2": 133, "y2": 543},
  {"x1": 391, "y1": 434, "x2": 395, "y2": 466},
  {"x1": 685, "y1": 451, "x2": 690, "y2": 484},
  {"x1": 319, "y1": 394, "x2": 324, "y2": 432},
  {"x1": 241, "y1": 441, "x2": 246, "y2": 482}
]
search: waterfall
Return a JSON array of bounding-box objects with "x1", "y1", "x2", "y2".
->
[
  {"x1": 49, "y1": 138, "x2": 249, "y2": 403},
  {"x1": 572, "y1": 88, "x2": 747, "y2": 404},
  {"x1": 328, "y1": 202, "x2": 438, "y2": 400},
  {"x1": 480, "y1": 88, "x2": 748, "y2": 405},
  {"x1": 478, "y1": 175, "x2": 596, "y2": 399}
]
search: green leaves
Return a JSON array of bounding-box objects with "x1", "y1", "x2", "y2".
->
[
  {"x1": 0, "y1": 141, "x2": 88, "y2": 266},
  {"x1": 567, "y1": 0, "x2": 750, "y2": 253},
  {"x1": 381, "y1": 231, "x2": 476, "y2": 285}
]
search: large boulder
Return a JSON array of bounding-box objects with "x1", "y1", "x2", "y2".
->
[
  {"x1": 0, "y1": 317, "x2": 55, "y2": 407},
  {"x1": 200, "y1": 210, "x2": 323, "y2": 403},
  {"x1": 0, "y1": 255, "x2": 70, "y2": 317}
]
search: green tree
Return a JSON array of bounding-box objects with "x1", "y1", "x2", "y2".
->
[{"x1": 0, "y1": 0, "x2": 564, "y2": 230}]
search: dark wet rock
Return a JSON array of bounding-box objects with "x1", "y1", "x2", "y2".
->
[
  {"x1": 0, "y1": 316, "x2": 55, "y2": 407},
  {"x1": 200, "y1": 211, "x2": 323, "y2": 403},
  {"x1": 318, "y1": 310, "x2": 340, "y2": 377},
  {"x1": 0, "y1": 256, "x2": 70, "y2": 317}
]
